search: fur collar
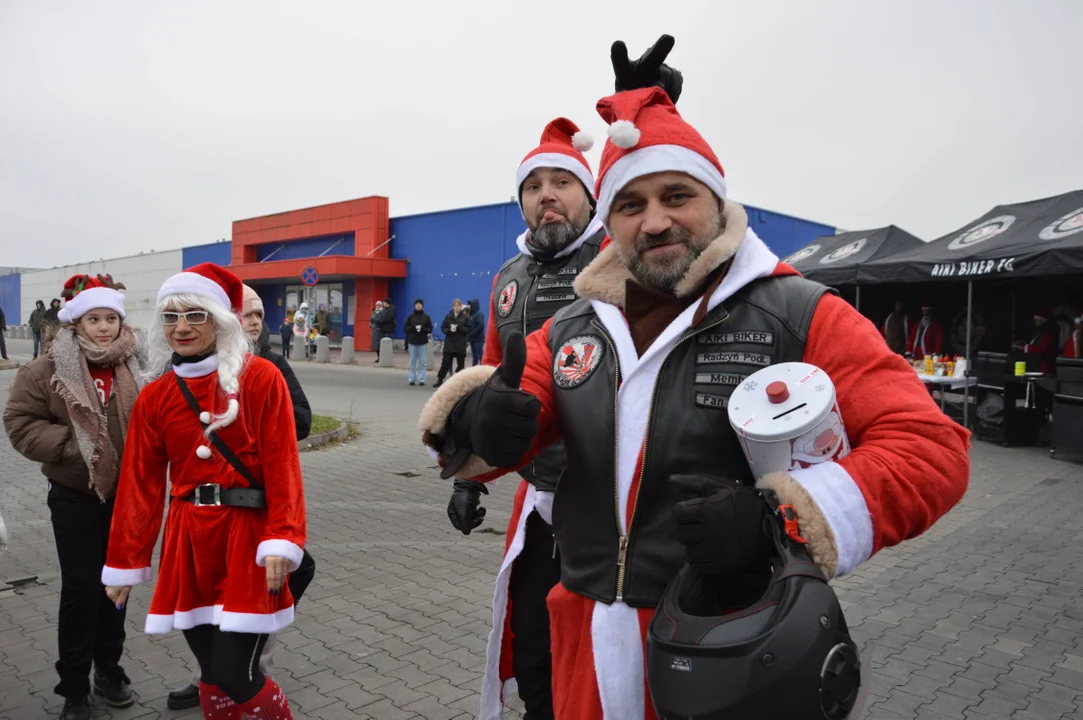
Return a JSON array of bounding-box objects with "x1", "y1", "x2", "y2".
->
[{"x1": 573, "y1": 202, "x2": 750, "y2": 309}]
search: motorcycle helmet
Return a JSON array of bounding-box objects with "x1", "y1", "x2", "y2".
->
[{"x1": 646, "y1": 494, "x2": 865, "y2": 719}]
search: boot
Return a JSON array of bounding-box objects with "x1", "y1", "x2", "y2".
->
[
  {"x1": 168, "y1": 682, "x2": 201, "y2": 710},
  {"x1": 58, "y1": 696, "x2": 92, "y2": 720},
  {"x1": 93, "y1": 668, "x2": 134, "y2": 708}
]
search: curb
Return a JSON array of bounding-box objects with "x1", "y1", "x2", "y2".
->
[
  {"x1": 0, "y1": 360, "x2": 20, "y2": 371},
  {"x1": 299, "y1": 420, "x2": 349, "y2": 451}
]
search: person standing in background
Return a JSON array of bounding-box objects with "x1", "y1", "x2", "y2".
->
[
  {"x1": 42, "y1": 298, "x2": 62, "y2": 355},
  {"x1": 29, "y1": 299, "x2": 47, "y2": 358},
  {"x1": 0, "y1": 303, "x2": 8, "y2": 360},
  {"x1": 4, "y1": 274, "x2": 147, "y2": 720},
  {"x1": 467, "y1": 298, "x2": 485, "y2": 366},
  {"x1": 374, "y1": 297, "x2": 397, "y2": 363},
  {"x1": 434, "y1": 299, "x2": 470, "y2": 387},
  {"x1": 1017, "y1": 309, "x2": 1059, "y2": 374},
  {"x1": 908, "y1": 300, "x2": 944, "y2": 360},
  {"x1": 279, "y1": 316, "x2": 293, "y2": 359},
  {"x1": 369, "y1": 301, "x2": 383, "y2": 352},
  {"x1": 293, "y1": 302, "x2": 312, "y2": 359},
  {"x1": 404, "y1": 299, "x2": 434, "y2": 386},
  {"x1": 881, "y1": 299, "x2": 911, "y2": 355}
]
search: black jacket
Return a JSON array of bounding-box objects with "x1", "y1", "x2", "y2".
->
[
  {"x1": 258, "y1": 324, "x2": 312, "y2": 440},
  {"x1": 376, "y1": 303, "x2": 396, "y2": 334},
  {"x1": 404, "y1": 311, "x2": 433, "y2": 346},
  {"x1": 466, "y1": 299, "x2": 485, "y2": 342},
  {"x1": 441, "y1": 310, "x2": 471, "y2": 355}
]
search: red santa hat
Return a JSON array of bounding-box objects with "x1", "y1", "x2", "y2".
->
[
  {"x1": 593, "y1": 86, "x2": 727, "y2": 224},
  {"x1": 157, "y1": 262, "x2": 244, "y2": 314},
  {"x1": 57, "y1": 274, "x2": 126, "y2": 324},
  {"x1": 515, "y1": 117, "x2": 596, "y2": 212},
  {"x1": 921, "y1": 300, "x2": 933, "y2": 310},
  {"x1": 1034, "y1": 309, "x2": 1052, "y2": 321}
]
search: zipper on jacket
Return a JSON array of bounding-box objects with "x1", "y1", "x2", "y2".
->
[
  {"x1": 609, "y1": 311, "x2": 731, "y2": 603},
  {"x1": 590, "y1": 318, "x2": 627, "y2": 601}
]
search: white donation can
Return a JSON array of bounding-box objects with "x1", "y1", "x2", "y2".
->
[{"x1": 726, "y1": 362, "x2": 850, "y2": 478}]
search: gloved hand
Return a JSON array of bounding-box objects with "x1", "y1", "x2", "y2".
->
[
  {"x1": 441, "y1": 331, "x2": 541, "y2": 479},
  {"x1": 447, "y1": 479, "x2": 488, "y2": 535},
  {"x1": 671, "y1": 474, "x2": 774, "y2": 577},
  {"x1": 611, "y1": 34, "x2": 684, "y2": 103}
]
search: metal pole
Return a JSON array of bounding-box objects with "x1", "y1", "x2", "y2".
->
[
  {"x1": 964, "y1": 281, "x2": 973, "y2": 428},
  {"x1": 855, "y1": 285, "x2": 861, "y2": 313}
]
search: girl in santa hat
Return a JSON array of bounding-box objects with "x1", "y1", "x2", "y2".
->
[
  {"x1": 3, "y1": 274, "x2": 148, "y2": 720},
  {"x1": 101, "y1": 263, "x2": 305, "y2": 720}
]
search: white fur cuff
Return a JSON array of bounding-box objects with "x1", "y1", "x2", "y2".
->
[
  {"x1": 758, "y1": 462, "x2": 874, "y2": 578},
  {"x1": 101, "y1": 565, "x2": 153, "y2": 587},
  {"x1": 256, "y1": 539, "x2": 304, "y2": 571},
  {"x1": 418, "y1": 365, "x2": 496, "y2": 436}
]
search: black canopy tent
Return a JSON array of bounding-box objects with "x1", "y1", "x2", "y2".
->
[
  {"x1": 856, "y1": 189, "x2": 1083, "y2": 427},
  {"x1": 782, "y1": 225, "x2": 926, "y2": 311}
]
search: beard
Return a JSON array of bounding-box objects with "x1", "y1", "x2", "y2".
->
[
  {"x1": 529, "y1": 202, "x2": 591, "y2": 255},
  {"x1": 616, "y1": 212, "x2": 723, "y2": 295}
]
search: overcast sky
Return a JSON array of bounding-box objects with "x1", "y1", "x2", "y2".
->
[{"x1": 2, "y1": 0, "x2": 1081, "y2": 268}]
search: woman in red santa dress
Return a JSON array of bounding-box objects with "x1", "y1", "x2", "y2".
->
[{"x1": 101, "y1": 263, "x2": 305, "y2": 720}]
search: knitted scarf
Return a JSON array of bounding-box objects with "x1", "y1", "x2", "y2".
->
[{"x1": 50, "y1": 325, "x2": 146, "y2": 501}]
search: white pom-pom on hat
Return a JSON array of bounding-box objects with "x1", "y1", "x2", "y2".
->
[
  {"x1": 199, "y1": 411, "x2": 211, "y2": 425},
  {"x1": 607, "y1": 120, "x2": 641, "y2": 149},
  {"x1": 571, "y1": 131, "x2": 594, "y2": 153},
  {"x1": 196, "y1": 445, "x2": 212, "y2": 460}
]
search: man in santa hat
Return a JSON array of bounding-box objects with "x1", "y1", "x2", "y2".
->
[
  {"x1": 420, "y1": 85, "x2": 971, "y2": 718},
  {"x1": 438, "y1": 37, "x2": 683, "y2": 720},
  {"x1": 881, "y1": 299, "x2": 910, "y2": 355},
  {"x1": 907, "y1": 300, "x2": 944, "y2": 360},
  {"x1": 1016, "y1": 309, "x2": 1059, "y2": 374}
]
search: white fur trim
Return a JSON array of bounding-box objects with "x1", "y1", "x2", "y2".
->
[
  {"x1": 199, "y1": 411, "x2": 212, "y2": 424},
  {"x1": 597, "y1": 144, "x2": 728, "y2": 225},
  {"x1": 516, "y1": 152, "x2": 596, "y2": 212},
  {"x1": 533, "y1": 489, "x2": 554, "y2": 525},
  {"x1": 592, "y1": 600, "x2": 644, "y2": 719},
  {"x1": 144, "y1": 604, "x2": 295, "y2": 634},
  {"x1": 592, "y1": 229, "x2": 779, "y2": 529},
  {"x1": 256, "y1": 539, "x2": 304, "y2": 571},
  {"x1": 157, "y1": 271, "x2": 232, "y2": 311},
  {"x1": 57, "y1": 286, "x2": 126, "y2": 324},
  {"x1": 607, "y1": 119, "x2": 641, "y2": 149},
  {"x1": 572, "y1": 131, "x2": 594, "y2": 152},
  {"x1": 785, "y1": 461, "x2": 873, "y2": 577},
  {"x1": 101, "y1": 565, "x2": 153, "y2": 586},
  {"x1": 195, "y1": 445, "x2": 212, "y2": 459},
  {"x1": 480, "y1": 485, "x2": 538, "y2": 720},
  {"x1": 515, "y1": 214, "x2": 605, "y2": 260},
  {"x1": 418, "y1": 365, "x2": 496, "y2": 436},
  {"x1": 172, "y1": 354, "x2": 219, "y2": 378}
]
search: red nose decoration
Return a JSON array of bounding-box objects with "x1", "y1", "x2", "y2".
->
[{"x1": 766, "y1": 381, "x2": 790, "y2": 404}]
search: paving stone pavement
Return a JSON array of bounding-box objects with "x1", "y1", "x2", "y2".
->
[{"x1": 1, "y1": 359, "x2": 1082, "y2": 719}]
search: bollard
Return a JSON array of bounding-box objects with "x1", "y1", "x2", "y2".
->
[
  {"x1": 379, "y1": 336, "x2": 394, "y2": 367},
  {"x1": 315, "y1": 335, "x2": 330, "y2": 363},
  {"x1": 292, "y1": 335, "x2": 307, "y2": 360},
  {"x1": 426, "y1": 342, "x2": 435, "y2": 373},
  {"x1": 20, "y1": 326, "x2": 29, "y2": 339},
  {"x1": 340, "y1": 337, "x2": 356, "y2": 364}
]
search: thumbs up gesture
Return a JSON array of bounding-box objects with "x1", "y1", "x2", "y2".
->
[{"x1": 442, "y1": 331, "x2": 541, "y2": 478}]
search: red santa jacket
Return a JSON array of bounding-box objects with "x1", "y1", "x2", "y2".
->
[{"x1": 908, "y1": 318, "x2": 945, "y2": 360}]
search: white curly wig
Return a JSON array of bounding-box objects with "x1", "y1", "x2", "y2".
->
[{"x1": 146, "y1": 292, "x2": 250, "y2": 434}]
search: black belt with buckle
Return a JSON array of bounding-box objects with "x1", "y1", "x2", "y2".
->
[{"x1": 176, "y1": 483, "x2": 266, "y2": 509}]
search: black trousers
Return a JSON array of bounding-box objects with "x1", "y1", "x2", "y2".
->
[
  {"x1": 437, "y1": 352, "x2": 465, "y2": 381},
  {"x1": 509, "y1": 510, "x2": 561, "y2": 720},
  {"x1": 47, "y1": 481, "x2": 128, "y2": 699},
  {"x1": 183, "y1": 626, "x2": 269, "y2": 703},
  {"x1": 0, "y1": 330, "x2": 7, "y2": 359},
  {"x1": 280, "y1": 332, "x2": 292, "y2": 359}
]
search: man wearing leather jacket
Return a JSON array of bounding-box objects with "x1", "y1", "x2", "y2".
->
[
  {"x1": 441, "y1": 37, "x2": 684, "y2": 720},
  {"x1": 422, "y1": 59, "x2": 970, "y2": 719}
]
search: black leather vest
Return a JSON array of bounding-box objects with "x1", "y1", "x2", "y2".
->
[
  {"x1": 491, "y1": 229, "x2": 605, "y2": 492},
  {"x1": 546, "y1": 274, "x2": 831, "y2": 607}
]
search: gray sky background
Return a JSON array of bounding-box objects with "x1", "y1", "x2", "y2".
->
[{"x1": 2, "y1": 0, "x2": 1081, "y2": 268}]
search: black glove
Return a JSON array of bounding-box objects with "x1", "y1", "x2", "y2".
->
[
  {"x1": 441, "y1": 331, "x2": 541, "y2": 479},
  {"x1": 611, "y1": 34, "x2": 684, "y2": 103},
  {"x1": 671, "y1": 474, "x2": 774, "y2": 577},
  {"x1": 448, "y1": 479, "x2": 488, "y2": 535}
]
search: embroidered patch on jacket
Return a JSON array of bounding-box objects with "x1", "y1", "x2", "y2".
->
[
  {"x1": 536, "y1": 293, "x2": 577, "y2": 303},
  {"x1": 695, "y1": 392, "x2": 729, "y2": 409},
  {"x1": 697, "y1": 331, "x2": 774, "y2": 345},
  {"x1": 694, "y1": 372, "x2": 747, "y2": 386},
  {"x1": 553, "y1": 335, "x2": 604, "y2": 389},
  {"x1": 497, "y1": 280, "x2": 518, "y2": 318},
  {"x1": 696, "y1": 351, "x2": 771, "y2": 366}
]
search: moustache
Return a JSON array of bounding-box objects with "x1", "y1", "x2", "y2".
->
[{"x1": 635, "y1": 227, "x2": 692, "y2": 254}]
